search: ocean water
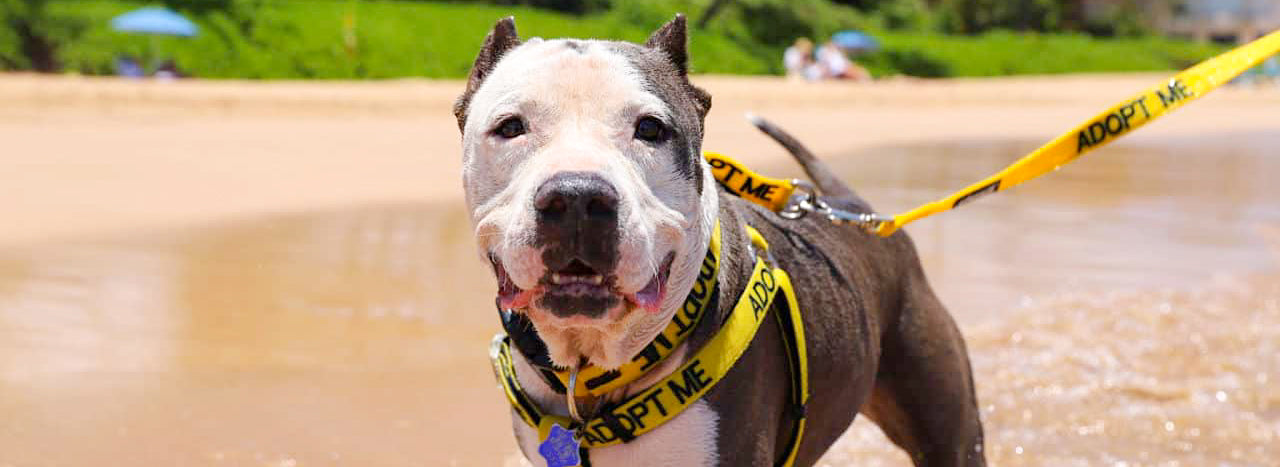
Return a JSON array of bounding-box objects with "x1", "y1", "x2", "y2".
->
[{"x1": 1, "y1": 134, "x2": 1276, "y2": 465}]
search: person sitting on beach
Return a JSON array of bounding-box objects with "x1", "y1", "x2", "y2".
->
[
  {"x1": 783, "y1": 38, "x2": 815, "y2": 81},
  {"x1": 816, "y1": 41, "x2": 871, "y2": 81}
]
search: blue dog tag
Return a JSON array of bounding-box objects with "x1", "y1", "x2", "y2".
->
[{"x1": 538, "y1": 423, "x2": 582, "y2": 467}]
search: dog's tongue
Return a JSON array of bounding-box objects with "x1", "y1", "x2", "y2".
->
[
  {"x1": 632, "y1": 275, "x2": 664, "y2": 313},
  {"x1": 495, "y1": 263, "x2": 535, "y2": 309},
  {"x1": 498, "y1": 287, "x2": 536, "y2": 310}
]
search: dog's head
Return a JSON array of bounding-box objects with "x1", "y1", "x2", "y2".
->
[{"x1": 455, "y1": 15, "x2": 716, "y2": 369}]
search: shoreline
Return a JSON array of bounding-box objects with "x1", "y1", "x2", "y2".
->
[{"x1": 2, "y1": 73, "x2": 1277, "y2": 246}]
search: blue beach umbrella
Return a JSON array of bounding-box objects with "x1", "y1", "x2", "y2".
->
[
  {"x1": 831, "y1": 30, "x2": 879, "y2": 52},
  {"x1": 111, "y1": 7, "x2": 199, "y2": 37}
]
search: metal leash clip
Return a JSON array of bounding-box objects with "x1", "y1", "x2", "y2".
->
[
  {"x1": 821, "y1": 208, "x2": 895, "y2": 232},
  {"x1": 779, "y1": 179, "x2": 818, "y2": 220},
  {"x1": 780, "y1": 179, "x2": 894, "y2": 234}
]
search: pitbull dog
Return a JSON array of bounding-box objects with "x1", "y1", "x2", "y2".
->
[{"x1": 454, "y1": 15, "x2": 985, "y2": 466}]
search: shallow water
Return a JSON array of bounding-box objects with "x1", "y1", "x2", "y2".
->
[{"x1": 1, "y1": 134, "x2": 1277, "y2": 465}]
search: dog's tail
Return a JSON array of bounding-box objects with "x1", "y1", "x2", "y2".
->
[{"x1": 746, "y1": 114, "x2": 856, "y2": 198}]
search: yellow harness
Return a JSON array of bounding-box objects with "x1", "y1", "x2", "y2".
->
[{"x1": 490, "y1": 223, "x2": 809, "y2": 467}]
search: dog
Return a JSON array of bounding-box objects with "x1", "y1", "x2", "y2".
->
[{"x1": 453, "y1": 14, "x2": 985, "y2": 466}]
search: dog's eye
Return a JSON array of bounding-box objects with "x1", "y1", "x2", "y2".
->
[
  {"x1": 634, "y1": 116, "x2": 669, "y2": 143},
  {"x1": 493, "y1": 117, "x2": 526, "y2": 139}
]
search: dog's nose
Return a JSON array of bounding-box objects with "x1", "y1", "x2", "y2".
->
[
  {"x1": 534, "y1": 171, "x2": 620, "y2": 273},
  {"x1": 534, "y1": 171, "x2": 619, "y2": 222}
]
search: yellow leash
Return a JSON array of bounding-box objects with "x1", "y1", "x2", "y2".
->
[
  {"x1": 708, "y1": 29, "x2": 1280, "y2": 237},
  {"x1": 867, "y1": 29, "x2": 1280, "y2": 237},
  {"x1": 704, "y1": 151, "x2": 804, "y2": 213}
]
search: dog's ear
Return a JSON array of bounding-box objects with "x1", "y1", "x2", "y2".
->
[
  {"x1": 645, "y1": 14, "x2": 689, "y2": 75},
  {"x1": 645, "y1": 14, "x2": 711, "y2": 118},
  {"x1": 454, "y1": 17, "x2": 521, "y2": 131},
  {"x1": 468, "y1": 16, "x2": 521, "y2": 91}
]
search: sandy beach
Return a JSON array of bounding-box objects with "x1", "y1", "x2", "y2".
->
[
  {"x1": 3, "y1": 73, "x2": 1278, "y2": 246},
  {"x1": 1, "y1": 73, "x2": 1278, "y2": 465}
]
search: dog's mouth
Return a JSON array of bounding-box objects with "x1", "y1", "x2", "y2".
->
[
  {"x1": 494, "y1": 257, "x2": 537, "y2": 310},
  {"x1": 492, "y1": 253, "x2": 676, "y2": 318}
]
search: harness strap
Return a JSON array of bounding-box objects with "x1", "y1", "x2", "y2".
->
[
  {"x1": 501, "y1": 223, "x2": 722, "y2": 398},
  {"x1": 490, "y1": 225, "x2": 810, "y2": 467},
  {"x1": 746, "y1": 224, "x2": 810, "y2": 467},
  {"x1": 773, "y1": 269, "x2": 809, "y2": 467},
  {"x1": 494, "y1": 255, "x2": 780, "y2": 449}
]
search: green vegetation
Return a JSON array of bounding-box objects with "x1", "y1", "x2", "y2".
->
[
  {"x1": 1, "y1": 0, "x2": 1225, "y2": 79},
  {"x1": 864, "y1": 31, "x2": 1224, "y2": 78},
  {"x1": 31, "y1": 0, "x2": 766, "y2": 78}
]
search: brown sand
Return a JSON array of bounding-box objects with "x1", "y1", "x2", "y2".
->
[
  {"x1": 3, "y1": 73, "x2": 1278, "y2": 246},
  {"x1": 1, "y1": 73, "x2": 1278, "y2": 465}
]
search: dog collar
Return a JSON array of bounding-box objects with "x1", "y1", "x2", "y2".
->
[
  {"x1": 490, "y1": 224, "x2": 810, "y2": 467},
  {"x1": 499, "y1": 222, "x2": 722, "y2": 398}
]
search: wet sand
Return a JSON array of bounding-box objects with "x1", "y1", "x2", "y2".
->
[{"x1": 1, "y1": 74, "x2": 1278, "y2": 465}]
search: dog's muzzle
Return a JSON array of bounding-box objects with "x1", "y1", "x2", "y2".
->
[{"x1": 533, "y1": 171, "x2": 622, "y2": 318}]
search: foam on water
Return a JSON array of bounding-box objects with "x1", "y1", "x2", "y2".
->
[{"x1": 823, "y1": 274, "x2": 1280, "y2": 465}]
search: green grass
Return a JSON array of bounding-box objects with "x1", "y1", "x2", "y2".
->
[
  {"x1": 21, "y1": 0, "x2": 1228, "y2": 79},
  {"x1": 862, "y1": 30, "x2": 1227, "y2": 78},
  {"x1": 45, "y1": 0, "x2": 770, "y2": 79}
]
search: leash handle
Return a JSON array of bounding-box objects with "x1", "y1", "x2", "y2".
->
[{"x1": 870, "y1": 29, "x2": 1280, "y2": 237}]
